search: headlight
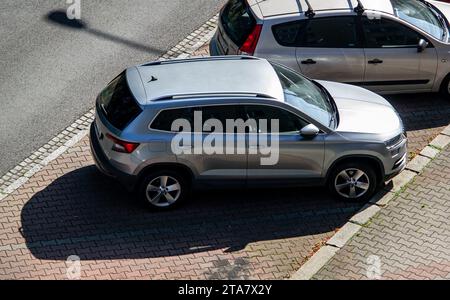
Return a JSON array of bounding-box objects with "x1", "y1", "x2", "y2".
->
[{"x1": 385, "y1": 133, "x2": 406, "y2": 149}]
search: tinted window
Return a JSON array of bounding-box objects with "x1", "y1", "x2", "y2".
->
[
  {"x1": 97, "y1": 72, "x2": 142, "y2": 130},
  {"x1": 221, "y1": 0, "x2": 256, "y2": 47},
  {"x1": 272, "y1": 21, "x2": 307, "y2": 47},
  {"x1": 244, "y1": 105, "x2": 308, "y2": 133},
  {"x1": 272, "y1": 17, "x2": 358, "y2": 48},
  {"x1": 150, "y1": 106, "x2": 242, "y2": 132},
  {"x1": 362, "y1": 17, "x2": 422, "y2": 47},
  {"x1": 304, "y1": 17, "x2": 358, "y2": 48}
]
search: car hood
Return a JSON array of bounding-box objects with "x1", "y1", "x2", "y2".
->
[
  {"x1": 317, "y1": 81, "x2": 402, "y2": 135},
  {"x1": 429, "y1": 1, "x2": 450, "y2": 22}
]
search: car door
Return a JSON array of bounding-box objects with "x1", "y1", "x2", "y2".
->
[
  {"x1": 361, "y1": 16, "x2": 438, "y2": 93},
  {"x1": 150, "y1": 105, "x2": 248, "y2": 187},
  {"x1": 292, "y1": 16, "x2": 366, "y2": 83},
  {"x1": 244, "y1": 104, "x2": 325, "y2": 183}
]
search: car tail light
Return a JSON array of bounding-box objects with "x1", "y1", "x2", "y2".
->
[
  {"x1": 239, "y1": 24, "x2": 262, "y2": 55},
  {"x1": 106, "y1": 133, "x2": 139, "y2": 153}
]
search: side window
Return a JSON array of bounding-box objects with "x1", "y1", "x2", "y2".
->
[
  {"x1": 362, "y1": 17, "x2": 422, "y2": 48},
  {"x1": 244, "y1": 105, "x2": 308, "y2": 133},
  {"x1": 150, "y1": 108, "x2": 193, "y2": 132},
  {"x1": 303, "y1": 17, "x2": 359, "y2": 48},
  {"x1": 150, "y1": 105, "x2": 243, "y2": 132},
  {"x1": 272, "y1": 20, "x2": 307, "y2": 47},
  {"x1": 272, "y1": 17, "x2": 358, "y2": 48}
]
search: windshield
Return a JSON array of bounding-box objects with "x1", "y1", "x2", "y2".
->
[
  {"x1": 391, "y1": 0, "x2": 446, "y2": 41},
  {"x1": 271, "y1": 62, "x2": 333, "y2": 127}
]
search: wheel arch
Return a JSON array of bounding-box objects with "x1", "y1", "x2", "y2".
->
[
  {"x1": 136, "y1": 162, "x2": 195, "y2": 189},
  {"x1": 325, "y1": 155, "x2": 384, "y2": 185}
]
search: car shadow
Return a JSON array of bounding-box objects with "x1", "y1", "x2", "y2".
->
[
  {"x1": 386, "y1": 93, "x2": 450, "y2": 132},
  {"x1": 20, "y1": 166, "x2": 362, "y2": 261},
  {"x1": 45, "y1": 10, "x2": 165, "y2": 54}
]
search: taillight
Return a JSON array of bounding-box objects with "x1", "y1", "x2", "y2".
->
[
  {"x1": 106, "y1": 133, "x2": 139, "y2": 153},
  {"x1": 239, "y1": 24, "x2": 262, "y2": 55}
]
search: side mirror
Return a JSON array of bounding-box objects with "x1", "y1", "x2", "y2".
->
[
  {"x1": 300, "y1": 124, "x2": 320, "y2": 138},
  {"x1": 418, "y1": 39, "x2": 429, "y2": 53}
]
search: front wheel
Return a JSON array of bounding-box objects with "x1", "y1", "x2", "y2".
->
[
  {"x1": 440, "y1": 75, "x2": 450, "y2": 99},
  {"x1": 328, "y1": 162, "x2": 378, "y2": 202},
  {"x1": 138, "y1": 170, "x2": 189, "y2": 211}
]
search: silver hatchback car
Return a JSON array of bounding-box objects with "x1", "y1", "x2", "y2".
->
[
  {"x1": 90, "y1": 56, "x2": 407, "y2": 210},
  {"x1": 210, "y1": 0, "x2": 450, "y2": 97}
]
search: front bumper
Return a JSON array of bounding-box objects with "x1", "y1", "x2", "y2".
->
[{"x1": 89, "y1": 123, "x2": 137, "y2": 191}]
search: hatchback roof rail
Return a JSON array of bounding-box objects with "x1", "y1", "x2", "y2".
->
[
  {"x1": 141, "y1": 56, "x2": 260, "y2": 67},
  {"x1": 152, "y1": 92, "x2": 275, "y2": 102},
  {"x1": 354, "y1": 0, "x2": 365, "y2": 15},
  {"x1": 304, "y1": 0, "x2": 315, "y2": 18}
]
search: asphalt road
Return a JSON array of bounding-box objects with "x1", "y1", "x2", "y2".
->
[{"x1": 0, "y1": 0, "x2": 225, "y2": 176}]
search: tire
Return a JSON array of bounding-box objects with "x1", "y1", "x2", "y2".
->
[
  {"x1": 138, "y1": 170, "x2": 190, "y2": 211},
  {"x1": 328, "y1": 162, "x2": 378, "y2": 202},
  {"x1": 440, "y1": 75, "x2": 450, "y2": 99}
]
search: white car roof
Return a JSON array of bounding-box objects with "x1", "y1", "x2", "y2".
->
[
  {"x1": 126, "y1": 56, "x2": 284, "y2": 105},
  {"x1": 248, "y1": 0, "x2": 394, "y2": 18}
]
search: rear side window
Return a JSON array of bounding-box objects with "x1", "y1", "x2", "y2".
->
[
  {"x1": 97, "y1": 72, "x2": 142, "y2": 130},
  {"x1": 362, "y1": 17, "x2": 422, "y2": 48},
  {"x1": 273, "y1": 17, "x2": 359, "y2": 48},
  {"x1": 221, "y1": 0, "x2": 256, "y2": 46},
  {"x1": 150, "y1": 105, "x2": 243, "y2": 132}
]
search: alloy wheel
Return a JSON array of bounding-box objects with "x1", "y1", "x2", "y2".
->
[
  {"x1": 334, "y1": 168, "x2": 370, "y2": 199},
  {"x1": 145, "y1": 176, "x2": 182, "y2": 207}
]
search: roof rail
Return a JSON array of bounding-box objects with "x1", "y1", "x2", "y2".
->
[
  {"x1": 304, "y1": 0, "x2": 315, "y2": 18},
  {"x1": 152, "y1": 92, "x2": 275, "y2": 102},
  {"x1": 354, "y1": 0, "x2": 365, "y2": 15},
  {"x1": 141, "y1": 56, "x2": 259, "y2": 67}
]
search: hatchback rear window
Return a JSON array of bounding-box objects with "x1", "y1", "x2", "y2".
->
[
  {"x1": 97, "y1": 72, "x2": 142, "y2": 130},
  {"x1": 221, "y1": 0, "x2": 256, "y2": 47}
]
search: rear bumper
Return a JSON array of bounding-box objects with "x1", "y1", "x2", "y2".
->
[
  {"x1": 209, "y1": 33, "x2": 223, "y2": 56},
  {"x1": 89, "y1": 123, "x2": 138, "y2": 191}
]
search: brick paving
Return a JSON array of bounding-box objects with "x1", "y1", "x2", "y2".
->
[
  {"x1": 0, "y1": 137, "x2": 362, "y2": 279},
  {"x1": 314, "y1": 144, "x2": 450, "y2": 280},
  {"x1": 0, "y1": 38, "x2": 449, "y2": 280}
]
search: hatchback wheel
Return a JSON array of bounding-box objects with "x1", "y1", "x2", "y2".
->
[
  {"x1": 139, "y1": 170, "x2": 189, "y2": 210},
  {"x1": 440, "y1": 75, "x2": 450, "y2": 99},
  {"x1": 328, "y1": 162, "x2": 377, "y2": 202}
]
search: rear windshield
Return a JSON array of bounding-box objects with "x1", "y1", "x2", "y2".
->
[
  {"x1": 221, "y1": 0, "x2": 256, "y2": 46},
  {"x1": 97, "y1": 72, "x2": 142, "y2": 130}
]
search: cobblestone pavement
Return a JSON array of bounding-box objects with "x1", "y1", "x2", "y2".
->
[
  {"x1": 0, "y1": 37, "x2": 449, "y2": 280},
  {"x1": 314, "y1": 144, "x2": 450, "y2": 280},
  {"x1": 0, "y1": 137, "x2": 362, "y2": 279}
]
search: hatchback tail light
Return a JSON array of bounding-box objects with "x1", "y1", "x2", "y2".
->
[
  {"x1": 239, "y1": 24, "x2": 262, "y2": 56},
  {"x1": 106, "y1": 133, "x2": 139, "y2": 153}
]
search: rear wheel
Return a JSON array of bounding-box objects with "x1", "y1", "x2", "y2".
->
[
  {"x1": 328, "y1": 162, "x2": 377, "y2": 202},
  {"x1": 138, "y1": 170, "x2": 189, "y2": 211}
]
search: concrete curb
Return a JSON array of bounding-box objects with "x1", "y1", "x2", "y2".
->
[
  {"x1": 290, "y1": 127, "x2": 450, "y2": 280},
  {"x1": 0, "y1": 14, "x2": 219, "y2": 202}
]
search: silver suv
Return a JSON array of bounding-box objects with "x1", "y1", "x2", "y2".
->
[
  {"x1": 210, "y1": 0, "x2": 450, "y2": 97},
  {"x1": 90, "y1": 56, "x2": 407, "y2": 210}
]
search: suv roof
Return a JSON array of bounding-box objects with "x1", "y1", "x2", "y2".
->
[
  {"x1": 127, "y1": 56, "x2": 284, "y2": 105},
  {"x1": 249, "y1": 0, "x2": 394, "y2": 18}
]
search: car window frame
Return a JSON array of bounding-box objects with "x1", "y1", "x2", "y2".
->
[
  {"x1": 148, "y1": 102, "x2": 322, "y2": 135},
  {"x1": 359, "y1": 14, "x2": 433, "y2": 49},
  {"x1": 272, "y1": 15, "x2": 363, "y2": 48}
]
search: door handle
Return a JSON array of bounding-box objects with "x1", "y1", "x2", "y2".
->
[
  {"x1": 301, "y1": 59, "x2": 317, "y2": 65},
  {"x1": 368, "y1": 59, "x2": 383, "y2": 64}
]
